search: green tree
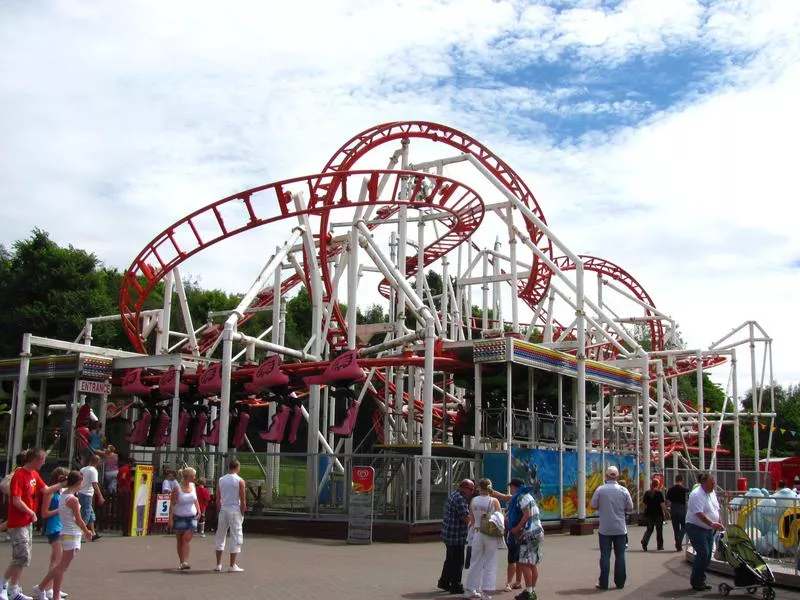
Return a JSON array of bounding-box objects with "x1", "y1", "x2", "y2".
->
[{"x1": 0, "y1": 230, "x2": 124, "y2": 355}]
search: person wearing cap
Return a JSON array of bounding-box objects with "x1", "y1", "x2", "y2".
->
[
  {"x1": 793, "y1": 476, "x2": 800, "y2": 493},
  {"x1": 438, "y1": 479, "x2": 475, "y2": 595},
  {"x1": 494, "y1": 478, "x2": 543, "y2": 600},
  {"x1": 590, "y1": 465, "x2": 634, "y2": 590}
]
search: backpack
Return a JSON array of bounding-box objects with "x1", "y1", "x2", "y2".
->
[{"x1": 479, "y1": 512, "x2": 505, "y2": 537}]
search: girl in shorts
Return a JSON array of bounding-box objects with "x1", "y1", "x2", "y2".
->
[
  {"x1": 32, "y1": 471, "x2": 93, "y2": 600},
  {"x1": 35, "y1": 467, "x2": 69, "y2": 600}
]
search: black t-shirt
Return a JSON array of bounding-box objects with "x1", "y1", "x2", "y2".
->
[
  {"x1": 642, "y1": 489, "x2": 666, "y2": 518},
  {"x1": 665, "y1": 484, "x2": 689, "y2": 506}
]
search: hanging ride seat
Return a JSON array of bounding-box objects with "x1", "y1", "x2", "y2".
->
[
  {"x1": 166, "y1": 408, "x2": 191, "y2": 446},
  {"x1": 197, "y1": 363, "x2": 223, "y2": 396},
  {"x1": 158, "y1": 367, "x2": 189, "y2": 398},
  {"x1": 204, "y1": 417, "x2": 220, "y2": 446},
  {"x1": 122, "y1": 368, "x2": 152, "y2": 396},
  {"x1": 330, "y1": 401, "x2": 361, "y2": 437},
  {"x1": 259, "y1": 405, "x2": 292, "y2": 443},
  {"x1": 287, "y1": 406, "x2": 304, "y2": 444},
  {"x1": 126, "y1": 409, "x2": 152, "y2": 445},
  {"x1": 188, "y1": 410, "x2": 209, "y2": 448},
  {"x1": 151, "y1": 411, "x2": 171, "y2": 447},
  {"x1": 231, "y1": 411, "x2": 250, "y2": 449},
  {"x1": 303, "y1": 350, "x2": 366, "y2": 387},
  {"x1": 244, "y1": 355, "x2": 290, "y2": 394}
]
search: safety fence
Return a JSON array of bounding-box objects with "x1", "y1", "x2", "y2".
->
[{"x1": 717, "y1": 491, "x2": 800, "y2": 576}]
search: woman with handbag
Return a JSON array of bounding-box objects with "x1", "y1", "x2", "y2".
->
[{"x1": 464, "y1": 478, "x2": 504, "y2": 599}]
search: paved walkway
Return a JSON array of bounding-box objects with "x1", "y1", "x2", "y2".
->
[{"x1": 1, "y1": 526, "x2": 798, "y2": 600}]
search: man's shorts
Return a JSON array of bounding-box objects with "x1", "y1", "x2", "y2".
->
[
  {"x1": 78, "y1": 493, "x2": 95, "y2": 524},
  {"x1": 518, "y1": 532, "x2": 543, "y2": 565},
  {"x1": 507, "y1": 536, "x2": 521, "y2": 564},
  {"x1": 9, "y1": 526, "x2": 32, "y2": 567}
]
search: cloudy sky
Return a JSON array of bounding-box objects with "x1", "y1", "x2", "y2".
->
[{"x1": 1, "y1": 0, "x2": 798, "y2": 394}]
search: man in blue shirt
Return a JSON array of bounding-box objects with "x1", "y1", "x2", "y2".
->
[
  {"x1": 438, "y1": 479, "x2": 475, "y2": 595},
  {"x1": 590, "y1": 466, "x2": 633, "y2": 590}
]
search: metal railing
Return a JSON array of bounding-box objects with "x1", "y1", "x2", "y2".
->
[{"x1": 718, "y1": 491, "x2": 800, "y2": 576}]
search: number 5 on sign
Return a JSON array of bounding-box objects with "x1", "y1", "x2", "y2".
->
[{"x1": 155, "y1": 494, "x2": 171, "y2": 523}]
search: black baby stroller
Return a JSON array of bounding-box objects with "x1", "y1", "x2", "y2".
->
[{"x1": 716, "y1": 524, "x2": 776, "y2": 600}]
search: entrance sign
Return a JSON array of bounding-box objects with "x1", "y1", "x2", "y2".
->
[
  {"x1": 347, "y1": 466, "x2": 375, "y2": 545},
  {"x1": 154, "y1": 494, "x2": 171, "y2": 523},
  {"x1": 77, "y1": 379, "x2": 112, "y2": 395}
]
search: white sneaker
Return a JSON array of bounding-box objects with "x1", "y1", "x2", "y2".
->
[
  {"x1": 30, "y1": 587, "x2": 45, "y2": 600},
  {"x1": 228, "y1": 564, "x2": 244, "y2": 573},
  {"x1": 213, "y1": 564, "x2": 223, "y2": 572},
  {"x1": 462, "y1": 592, "x2": 481, "y2": 599},
  {"x1": 9, "y1": 589, "x2": 33, "y2": 600},
  {"x1": 0, "y1": 587, "x2": 7, "y2": 600}
]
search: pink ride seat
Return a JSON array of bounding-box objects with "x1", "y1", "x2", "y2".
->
[
  {"x1": 231, "y1": 412, "x2": 250, "y2": 449},
  {"x1": 151, "y1": 411, "x2": 171, "y2": 447},
  {"x1": 303, "y1": 350, "x2": 366, "y2": 387},
  {"x1": 166, "y1": 409, "x2": 191, "y2": 446},
  {"x1": 126, "y1": 410, "x2": 152, "y2": 445},
  {"x1": 259, "y1": 405, "x2": 291, "y2": 443},
  {"x1": 204, "y1": 418, "x2": 220, "y2": 445},
  {"x1": 330, "y1": 401, "x2": 360, "y2": 437},
  {"x1": 287, "y1": 406, "x2": 304, "y2": 444},
  {"x1": 158, "y1": 367, "x2": 189, "y2": 398},
  {"x1": 189, "y1": 411, "x2": 208, "y2": 448},
  {"x1": 197, "y1": 363, "x2": 222, "y2": 396},
  {"x1": 122, "y1": 368, "x2": 152, "y2": 396},
  {"x1": 244, "y1": 355, "x2": 290, "y2": 394}
]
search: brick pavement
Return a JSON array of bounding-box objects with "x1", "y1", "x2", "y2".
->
[{"x1": 1, "y1": 526, "x2": 798, "y2": 600}]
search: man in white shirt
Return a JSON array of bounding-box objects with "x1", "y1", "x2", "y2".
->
[
  {"x1": 214, "y1": 459, "x2": 246, "y2": 573},
  {"x1": 78, "y1": 455, "x2": 105, "y2": 541},
  {"x1": 685, "y1": 473, "x2": 724, "y2": 591},
  {"x1": 589, "y1": 466, "x2": 633, "y2": 590}
]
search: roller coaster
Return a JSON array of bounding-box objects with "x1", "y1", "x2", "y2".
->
[{"x1": 5, "y1": 121, "x2": 777, "y2": 520}]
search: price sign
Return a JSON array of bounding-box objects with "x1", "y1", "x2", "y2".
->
[{"x1": 154, "y1": 494, "x2": 171, "y2": 523}]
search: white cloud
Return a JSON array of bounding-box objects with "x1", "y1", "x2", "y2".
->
[{"x1": 1, "y1": 0, "x2": 798, "y2": 394}]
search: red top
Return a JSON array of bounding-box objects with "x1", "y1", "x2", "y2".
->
[
  {"x1": 76, "y1": 426, "x2": 90, "y2": 449},
  {"x1": 117, "y1": 464, "x2": 132, "y2": 493},
  {"x1": 7, "y1": 467, "x2": 45, "y2": 528},
  {"x1": 77, "y1": 403, "x2": 91, "y2": 426},
  {"x1": 196, "y1": 485, "x2": 211, "y2": 513}
]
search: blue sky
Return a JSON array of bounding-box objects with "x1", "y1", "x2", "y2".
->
[{"x1": 0, "y1": 0, "x2": 798, "y2": 393}]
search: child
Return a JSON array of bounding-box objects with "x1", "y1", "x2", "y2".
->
[
  {"x1": 161, "y1": 470, "x2": 179, "y2": 494},
  {"x1": 39, "y1": 467, "x2": 70, "y2": 600},
  {"x1": 195, "y1": 477, "x2": 211, "y2": 537},
  {"x1": 32, "y1": 471, "x2": 93, "y2": 600}
]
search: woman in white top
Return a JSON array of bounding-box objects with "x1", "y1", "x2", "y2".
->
[
  {"x1": 464, "y1": 478, "x2": 503, "y2": 599},
  {"x1": 168, "y1": 467, "x2": 200, "y2": 571},
  {"x1": 32, "y1": 470, "x2": 93, "y2": 600}
]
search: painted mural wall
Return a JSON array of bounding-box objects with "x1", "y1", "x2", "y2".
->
[{"x1": 483, "y1": 448, "x2": 641, "y2": 521}]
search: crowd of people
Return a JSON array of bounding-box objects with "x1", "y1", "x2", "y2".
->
[
  {"x1": 440, "y1": 477, "x2": 544, "y2": 600},
  {"x1": 0, "y1": 448, "x2": 249, "y2": 600},
  {"x1": 439, "y1": 467, "x2": 740, "y2": 599}
]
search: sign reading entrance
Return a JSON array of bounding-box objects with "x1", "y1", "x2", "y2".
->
[
  {"x1": 347, "y1": 466, "x2": 375, "y2": 545},
  {"x1": 77, "y1": 379, "x2": 112, "y2": 395}
]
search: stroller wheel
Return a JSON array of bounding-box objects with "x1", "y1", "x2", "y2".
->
[
  {"x1": 762, "y1": 587, "x2": 775, "y2": 600},
  {"x1": 718, "y1": 583, "x2": 731, "y2": 596}
]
